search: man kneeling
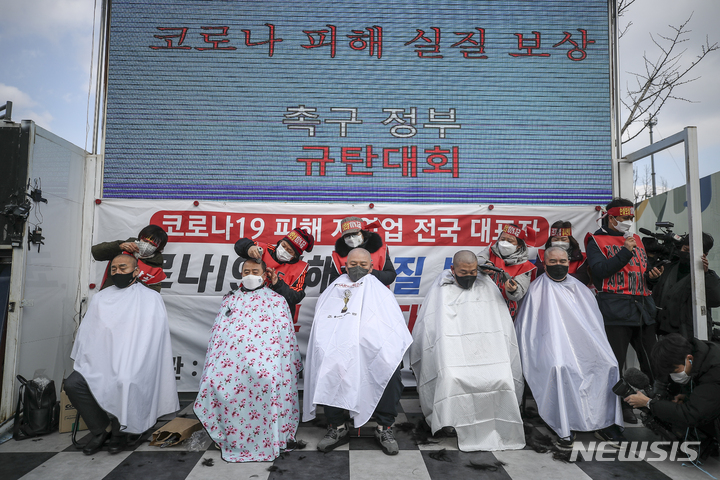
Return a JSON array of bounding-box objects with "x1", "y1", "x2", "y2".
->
[
  {"x1": 515, "y1": 247, "x2": 624, "y2": 451},
  {"x1": 410, "y1": 250, "x2": 525, "y2": 451},
  {"x1": 303, "y1": 248, "x2": 412, "y2": 455},
  {"x1": 66, "y1": 254, "x2": 179, "y2": 455}
]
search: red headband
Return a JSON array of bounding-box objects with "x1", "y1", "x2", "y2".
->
[
  {"x1": 550, "y1": 227, "x2": 572, "y2": 237},
  {"x1": 607, "y1": 206, "x2": 634, "y2": 217}
]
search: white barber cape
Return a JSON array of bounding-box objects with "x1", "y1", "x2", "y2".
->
[
  {"x1": 71, "y1": 283, "x2": 179, "y2": 434},
  {"x1": 515, "y1": 273, "x2": 623, "y2": 439},
  {"x1": 303, "y1": 274, "x2": 412, "y2": 427},
  {"x1": 410, "y1": 270, "x2": 525, "y2": 451}
]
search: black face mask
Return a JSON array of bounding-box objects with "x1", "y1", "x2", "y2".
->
[
  {"x1": 455, "y1": 274, "x2": 476, "y2": 289},
  {"x1": 347, "y1": 266, "x2": 369, "y2": 282},
  {"x1": 677, "y1": 251, "x2": 690, "y2": 265},
  {"x1": 112, "y1": 272, "x2": 137, "y2": 289},
  {"x1": 545, "y1": 264, "x2": 569, "y2": 282}
]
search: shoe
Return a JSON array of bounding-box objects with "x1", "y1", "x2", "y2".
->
[
  {"x1": 107, "y1": 433, "x2": 127, "y2": 454},
  {"x1": 317, "y1": 424, "x2": 349, "y2": 452},
  {"x1": 595, "y1": 425, "x2": 626, "y2": 449},
  {"x1": 441, "y1": 426, "x2": 457, "y2": 437},
  {"x1": 622, "y1": 408, "x2": 638, "y2": 424},
  {"x1": 82, "y1": 430, "x2": 110, "y2": 455},
  {"x1": 375, "y1": 426, "x2": 399, "y2": 456},
  {"x1": 554, "y1": 432, "x2": 575, "y2": 451}
]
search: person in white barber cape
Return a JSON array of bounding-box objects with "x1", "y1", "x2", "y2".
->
[
  {"x1": 65, "y1": 253, "x2": 179, "y2": 456},
  {"x1": 515, "y1": 246, "x2": 625, "y2": 452},
  {"x1": 303, "y1": 248, "x2": 412, "y2": 455},
  {"x1": 410, "y1": 250, "x2": 526, "y2": 452}
]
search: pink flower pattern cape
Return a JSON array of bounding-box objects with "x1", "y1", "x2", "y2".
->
[{"x1": 194, "y1": 287, "x2": 302, "y2": 462}]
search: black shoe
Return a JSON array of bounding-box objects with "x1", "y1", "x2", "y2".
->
[
  {"x1": 595, "y1": 425, "x2": 626, "y2": 449},
  {"x1": 107, "y1": 433, "x2": 127, "y2": 455},
  {"x1": 554, "y1": 432, "x2": 576, "y2": 451},
  {"x1": 83, "y1": 430, "x2": 110, "y2": 455},
  {"x1": 622, "y1": 408, "x2": 638, "y2": 424}
]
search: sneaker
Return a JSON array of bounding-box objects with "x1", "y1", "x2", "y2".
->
[
  {"x1": 317, "y1": 424, "x2": 349, "y2": 452},
  {"x1": 554, "y1": 432, "x2": 575, "y2": 451},
  {"x1": 375, "y1": 426, "x2": 399, "y2": 455},
  {"x1": 595, "y1": 425, "x2": 626, "y2": 449}
]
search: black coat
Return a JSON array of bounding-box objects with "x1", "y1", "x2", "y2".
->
[
  {"x1": 651, "y1": 339, "x2": 720, "y2": 428},
  {"x1": 330, "y1": 230, "x2": 397, "y2": 286},
  {"x1": 586, "y1": 227, "x2": 656, "y2": 327},
  {"x1": 651, "y1": 260, "x2": 720, "y2": 339}
]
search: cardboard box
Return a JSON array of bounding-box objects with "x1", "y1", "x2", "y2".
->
[{"x1": 58, "y1": 387, "x2": 88, "y2": 434}]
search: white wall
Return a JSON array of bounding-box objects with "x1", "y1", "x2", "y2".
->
[{"x1": 16, "y1": 127, "x2": 87, "y2": 388}]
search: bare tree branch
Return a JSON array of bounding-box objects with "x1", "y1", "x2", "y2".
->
[{"x1": 620, "y1": 12, "x2": 719, "y2": 144}]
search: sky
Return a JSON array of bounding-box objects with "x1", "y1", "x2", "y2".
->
[{"x1": 1, "y1": 0, "x2": 719, "y2": 195}]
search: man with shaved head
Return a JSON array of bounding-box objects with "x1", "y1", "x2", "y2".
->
[
  {"x1": 515, "y1": 247, "x2": 624, "y2": 451},
  {"x1": 65, "y1": 253, "x2": 178, "y2": 455},
  {"x1": 410, "y1": 250, "x2": 525, "y2": 451},
  {"x1": 303, "y1": 248, "x2": 412, "y2": 456}
]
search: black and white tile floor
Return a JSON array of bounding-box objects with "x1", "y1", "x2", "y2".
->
[{"x1": 2, "y1": 392, "x2": 718, "y2": 480}]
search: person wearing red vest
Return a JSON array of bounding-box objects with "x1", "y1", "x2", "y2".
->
[
  {"x1": 329, "y1": 216, "x2": 397, "y2": 286},
  {"x1": 234, "y1": 227, "x2": 314, "y2": 313},
  {"x1": 92, "y1": 224, "x2": 168, "y2": 293},
  {"x1": 535, "y1": 221, "x2": 590, "y2": 286},
  {"x1": 478, "y1": 223, "x2": 537, "y2": 319},
  {"x1": 585, "y1": 198, "x2": 664, "y2": 425}
]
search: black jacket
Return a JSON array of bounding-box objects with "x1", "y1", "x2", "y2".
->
[
  {"x1": 234, "y1": 237, "x2": 307, "y2": 312},
  {"x1": 329, "y1": 231, "x2": 397, "y2": 286},
  {"x1": 652, "y1": 260, "x2": 720, "y2": 339},
  {"x1": 586, "y1": 227, "x2": 656, "y2": 327},
  {"x1": 651, "y1": 339, "x2": 720, "y2": 428}
]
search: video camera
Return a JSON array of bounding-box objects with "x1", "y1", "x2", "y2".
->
[
  {"x1": 639, "y1": 221, "x2": 685, "y2": 269},
  {"x1": 612, "y1": 369, "x2": 682, "y2": 441}
]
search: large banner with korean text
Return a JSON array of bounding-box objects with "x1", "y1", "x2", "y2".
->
[
  {"x1": 92, "y1": 200, "x2": 601, "y2": 390},
  {"x1": 103, "y1": 0, "x2": 613, "y2": 205}
]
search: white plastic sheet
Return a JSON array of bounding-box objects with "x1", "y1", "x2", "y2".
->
[
  {"x1": 515, "y1": 274, "x2": 623, "y2": 438},
  {"x1": 410, "y1": 270, "x2": 525, "y2": 451}
]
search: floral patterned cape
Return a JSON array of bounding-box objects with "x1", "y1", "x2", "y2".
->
[{"x1": 194, "y1": 287, "x2": 302, "y2": 462}]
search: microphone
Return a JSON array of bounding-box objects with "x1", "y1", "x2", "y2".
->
[
  {"x1": 623, "y1": 368, "x2": 651, "y2": 393},
  {"x1": 639, "y1": 228, "x2": 654, "y2": 236},
  {"x1": 612, "y1": 367, "x2": 651, "y2": 398}
]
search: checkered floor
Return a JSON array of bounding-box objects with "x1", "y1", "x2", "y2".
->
[{"x1": 2, "y1": 391, "x2": 718, "y2": 480}]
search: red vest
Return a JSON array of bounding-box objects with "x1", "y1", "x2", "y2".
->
[
  {"x1": 487, "y1": 250, "x2": 536, "y2": 319},
  {"x1": 587, "y1": 233, "x2": 651, "y2": 296},
  {"x1": 331, "y1": 243, "x2": 388, "y2": 276},
  {"x1": 537, "y1": 249, "x2": 587, "y2": 274},
  {"x1": 101, "y1": 258, "x2": 166, "y2": 289},
  {"x1": 260, "y1": 243, "x2": 308, "y2": 288}
]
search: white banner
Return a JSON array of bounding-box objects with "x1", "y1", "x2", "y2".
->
[{"x1": 92, "y1": 200, "x2": 601, "y2": 391}]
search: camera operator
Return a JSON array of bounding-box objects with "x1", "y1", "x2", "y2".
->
[
  {"x1": 651, "y1": 232, "x2": 720, "y2": 340},
  {"x1": 586, "y1": 198, "x2": 663, "y2": 424},
  {"x1": 625, "y1": 334, "x2": 720, "y2": 436}
]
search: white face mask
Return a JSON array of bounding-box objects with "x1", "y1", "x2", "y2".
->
[
  {"x1": 275, "y1": 245, "x2": 294, "y2": 263},
  {"x1": 136, "y1": 240, "x2": 157, "y2": 259},
  {"x1": 551, "y1": 241, "x2": 570, "y2": 251},
  {"x1": 497, "y1": 240, "x2": 516, "y2": 257},
  {"x1": 669, "y1": 371, "x2": 691, "y2": 384},
  {"x1": 344, "y1": 233, "x2": 363, "y2": 248},
  {"x1": 241, "y1": 274, "x2": 265, "y2": 291},
  {"x1": 670, "y1": 359, "x2": 692, "y2": 384},
  {"x1": 613, "y1": 218, "x2": 633, "y2": 233}
]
